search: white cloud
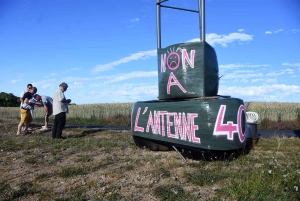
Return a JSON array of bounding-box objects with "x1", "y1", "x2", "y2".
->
[
  {"x1": 223, "y1": 73, "x2": 264, "y2": 79},
  {"x1": 64, "y1": 67, "x2": 80, "y2": 73},
  {"x1": 10, "y1": 79, "x2": 19, "y2": 84},
  {"x1": 219, "y1": 84, "x2": 300, "y2": 102},
  {"x1": 282, "y1": 63, "x2": 300, "y2": 67},
  {"x1": 49, "y1": 73, "x2": 58, "y2": 77},
  {"x1": 274, "y1": 29, "x2": 284, "y2": 33},
  {"x1": 79, "y1": 83, "x2": 158, "y2": 103},
  {"x1": 265, "y1": 29, "x2": 284, "y2": 34},
  {"x1": 188, "y1": 32, "x2": 253, "y2": 47},
  {"x1": 220, "y1": 63, "x2": 269, "y2": 69},
  {"x1": 265, "y1": 79, "x2": 277, "y2": 83},
  {"x1": 238, "y1": 29, "x2": 244, "y2": 32},
  {"x1": 63, "y1": 76, "x2": 92, "y2": 82},
  {"x1": 92, "y1": 50, "x2": 157, "y2": 73},
  {"x1": 102, "y1": 71, "x2": 157, "y2": 84},
  {"x1": 92, "y1": 31, "x2": 254, "y2": 74},
  {"x1": 266, "y1": 72, "x2": 284, "y2": 76},
  {"x1": 130, "y1": 18, "x2": 140, "y2": 22},
  {"x1": 266, "y1": 68, "x2": 294, "y2": 76},
  {"x1": 251, "y1": 79, "x2": 265, "y2": 82}
]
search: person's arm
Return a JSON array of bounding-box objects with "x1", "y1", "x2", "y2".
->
[
  {"x1": 61, "y1": 99, "x2": 71, "y2": 103},
  {"x1": 19, "y1": 91, "x2": 24, "y2": 102},
  {"x1": 23, "y1": 98, "x2": 30, "y2": 105}
]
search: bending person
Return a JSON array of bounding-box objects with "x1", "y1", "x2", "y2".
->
[{"x1": 39, "y1": 95, "x2": 53, "y2": 130}]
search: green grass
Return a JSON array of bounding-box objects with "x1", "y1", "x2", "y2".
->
[{"x1": 0, "y1": 118, "x2": 300, "y2": 200}]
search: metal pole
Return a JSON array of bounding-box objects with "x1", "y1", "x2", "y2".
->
[
  {"x1": 156, "y1": 0, "x2": 161, "y2": 49},
  {"x1": 172, "y1": 146, "x2": 187, "y2": 162},
  {"x1": 198, "y1": 0, "x2": 205, "y2": 42}
]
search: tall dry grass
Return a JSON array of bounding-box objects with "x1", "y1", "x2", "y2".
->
[
  {"x1": 245, "y1": 102, "x2": 300, "y2": 122},
  {"x1": 1, "y1": 102, "x2": 300, "y2": 125},
  {"x1": 0, "y1": 103, "x2": 134, "y2": 119}
]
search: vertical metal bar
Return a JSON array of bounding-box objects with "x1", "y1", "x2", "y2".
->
[
  {"x1": 198, "y1": 0, "x2": 205, "y2": 42},
  {"x1": 156, "y1": 0, "x2": 161, "y2": 49},
  {"x1": 201, "y1": 0, "x2": 206, "y2": 42}
]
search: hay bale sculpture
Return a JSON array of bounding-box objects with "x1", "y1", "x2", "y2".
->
[{"x1": 131, "y1": 0, "x2": 247, "y2": 158}]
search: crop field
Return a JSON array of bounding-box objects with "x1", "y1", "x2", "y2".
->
[{"x1": 0, "y1": 101, "x2": 299, "y2": 129}]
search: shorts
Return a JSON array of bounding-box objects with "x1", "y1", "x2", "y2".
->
[
  {"x1": 20, "y1": 108, "x2": 33, "y2": 123},
  {"x1": 45, "y1": 104, "x2": 53, "y2": 116}
]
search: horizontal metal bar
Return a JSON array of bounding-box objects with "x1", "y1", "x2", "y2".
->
[
  {"x1": 156, "y1": 0, "x2": 168, "y2": 4},
  {"x1": 160, "y1": 4, "x2": 199, "y2": 13}
]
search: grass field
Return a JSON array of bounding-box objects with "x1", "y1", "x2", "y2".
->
[{"x1": 0, "y1": 118, "x2": 299, "y2": 200}]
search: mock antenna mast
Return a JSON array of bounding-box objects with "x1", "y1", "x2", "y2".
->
[{"x1": 156, "y1": 0, "x2": 205, "y2": 49}]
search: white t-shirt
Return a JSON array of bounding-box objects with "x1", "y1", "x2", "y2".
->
[
  {"x1": 53, "y1": 88, "x2": 68, "y2": 115},
  {"x1": 41, "y1": 95, "x2": 53, "y2": 106},
  {"x1": 19, "y1": 90, "x2": 27, "y2": 107},
  {"x1": 21, "y1": 98, "x2": 36, "y2": 110}
]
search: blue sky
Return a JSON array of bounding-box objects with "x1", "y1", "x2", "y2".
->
[{"x1": 1, "y1": 0, "x2": 300, "y2": 104}]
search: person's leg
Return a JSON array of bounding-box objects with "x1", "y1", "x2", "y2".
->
[
  {"x1": 56, "y1": 112, "x2": 66, "y2": 138},
  {"x1": 44, "y1": 112, "x2": 49, "y2": 128},
  {"x1": 17, "y1": 109, "x2": 30, "y2": 135},
  {"x1": 44, "y1": 106, "x2": 53, "y2": 128},
  {"x1": 46, "y1": 106, "x2": 53, "y2": 128},
  {"x1": 23, "y1": 111, "x2": 33, "y2": 133},
  {"x1": 52, "y1": 114, "x2": 58, "y2": 139},
  {"x1": 17, "y1": 121, "x2": 24, "y2": 135}
]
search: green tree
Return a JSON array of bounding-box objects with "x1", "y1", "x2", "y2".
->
[{"x1": 0, "y1": 92, "x2": 19, "y2": 107}]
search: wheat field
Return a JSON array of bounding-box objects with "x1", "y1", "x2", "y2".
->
[{"x1": 0, "y1": 102, "x2": 299, "y2": 123}]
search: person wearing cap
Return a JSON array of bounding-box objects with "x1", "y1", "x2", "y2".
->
[
  {"x1": 52, "y1": 82, "x2": 71, "y2": 139},
  {"x1": 17, "y1": 87, "x2": 38, "y2": 135}
]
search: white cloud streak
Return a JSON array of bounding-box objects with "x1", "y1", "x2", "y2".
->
[
  {"x1": 219, "y1": 84, "x2": 300, "y2": 102},
  {"x1": 265, "y1": 29, "x2": 284, "y2": 34},
  {"x1": 92, "y1": 50, "x2": 157, "y2": 73},
  {"x1": 188, "y1": 32, "x2": 253, "y2": 47},
  {"x1": 220, "y1": 63, "x2": 269, "y2": 69},
  {"x1": 282, "y1": 63, "x2": 300, "y2": 67},
  {"x1": 92, "y1": 32, "x2": 254, "y2": 74},
  {"x1": 102, "y1": 71, "x2": 157, "y2": 84}
]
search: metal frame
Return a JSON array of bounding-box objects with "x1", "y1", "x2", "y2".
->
[{"x1": 156, "y1": 0, "x2": 205, "y2": 49}]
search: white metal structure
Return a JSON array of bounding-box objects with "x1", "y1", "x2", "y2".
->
[{"x1": 246, "y1": 112, "x2": 259, "y2": 123}]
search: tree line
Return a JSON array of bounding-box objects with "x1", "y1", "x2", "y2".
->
[{"x1": 0, "y1": 92, "x2": 20, "y2": 107}]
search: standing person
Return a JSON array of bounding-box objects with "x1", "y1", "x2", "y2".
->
[
  {"x1": 39, "y1": 95, "x2": 53, "y2": 130},
  {"x1": 52, "y1": 82, "x2": 71, "y2": 139},
  {"x1": 19, "y1": 84, "x2": 33, "y2": 104},
  {"x1": 17, "y1": 87, "x2": 38, "y2": 135},
  {"x1": 20, "y1": 84, "x2": 33, "y2": 131}
]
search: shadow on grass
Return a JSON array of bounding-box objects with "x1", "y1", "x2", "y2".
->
[{"x1": 69, "y1": 128, "x2": 106, "y2": 138}]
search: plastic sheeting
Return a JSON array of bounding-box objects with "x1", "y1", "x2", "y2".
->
[
  {"x1": 157, "y1": 41, "x2": 219, "y2": 99},
  {"x1": 131, "y1": 97, "x2": 246, "y2": 151}
]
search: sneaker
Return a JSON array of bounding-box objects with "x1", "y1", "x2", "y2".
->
[{"x1": 40, "y1": 126, "x2": 49, "y2": 131}]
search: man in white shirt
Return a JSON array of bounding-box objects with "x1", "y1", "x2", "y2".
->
[{"x1": 52, "y1": 82, "x2": 71, "y2": 139}]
